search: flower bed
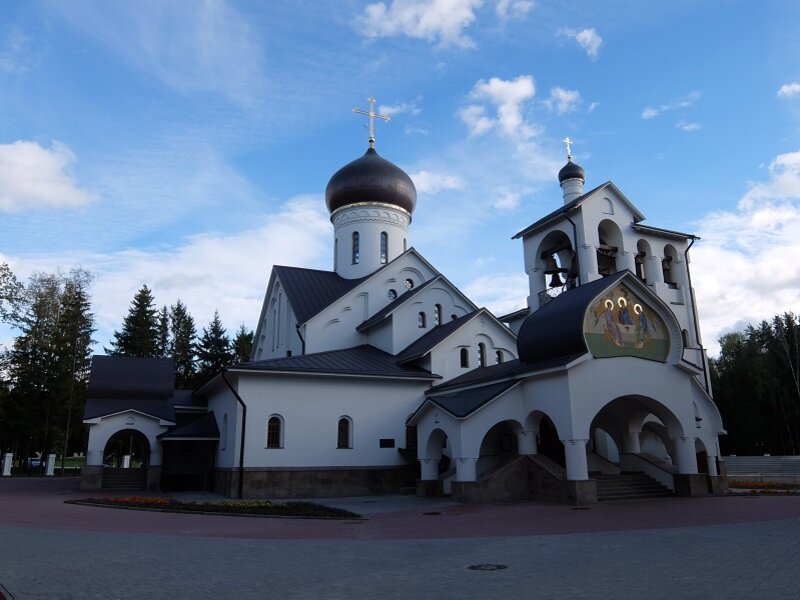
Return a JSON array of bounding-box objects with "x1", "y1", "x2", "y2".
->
[
  {"x1": 67, "y1": 496, "x2": 363, "y2": 519},
  {"x1": 729, "y1": 480, "x2": 800, "y2": 491}
]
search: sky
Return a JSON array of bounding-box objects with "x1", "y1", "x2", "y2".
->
[{"x1": 1, "y1": 0, "x2": 799, "y2": 356}]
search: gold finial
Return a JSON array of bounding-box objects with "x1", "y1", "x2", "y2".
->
[
  {"x1": 563, "y1": 136, "x2": 573, "y2": 160},
  {"x1": 353, "y1": 97, "x2": 390, "y2": 149}
]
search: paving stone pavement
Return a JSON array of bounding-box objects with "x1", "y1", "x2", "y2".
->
[{"x1": 1, "y1": 478, "x2": 800, "y2": 599}]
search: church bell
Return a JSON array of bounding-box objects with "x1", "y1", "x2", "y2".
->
[{"x1": 543, "y1": 255, "x2": 567, "y2": 288}]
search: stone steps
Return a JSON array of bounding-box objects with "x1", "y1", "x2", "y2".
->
[
  {"x1": 594, "y1": 472, "x2": 673, "y2": 501},
  {"x1": 102, "y1": 468, "x2": 147, "y2": 491}
]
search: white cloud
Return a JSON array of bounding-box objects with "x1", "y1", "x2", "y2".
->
[
  {"x1": 641, "y1": 91, "x2": 702, "y2": 119},
  {"x1": 460, "y1": 75, "x2": 538, "y2": 139},
  {"x1": 587, "y1": 101, "x2": 599, "y2": 113},
  {"x1": 495, "y1": 0, "x2": 533, "y2": 20},
  {"x1": 7, "y1": 196, "x2": 331, "y2": 350},
  {"x1": 676, "y1": 120, "x2": 702, "y2": 132},
  {"x1": 379, "y1": 99, "x2": 422, "y2": 116},
  {"x1": 777, "y1": 82, "x2": 800, "y2": 99},
  {"x1": 411, "y1": 170, "x2": 465, "y2": 194},
  {"x1": 54, "y1": 0, "x2": 265, "y2": 107},
  {"x1": 463, "y1": 273, "x2": 528, "y2": 315},
  {"x1": 0, "y1": 28, "x2": 32, "y2": 73},
  {"x1": 0, "y1": 141, "x2": 96, "y2": 212},
  {"x1": 493, "y1": 190, "x2": 521, "y2": 210},
  {"x1": 544, "y1": 87, "x2": 581, "y2": 115},
  {"x1": 357, "y1": 0, "x2": 484, "y2": 48},
  {"x1": 692, "y1": 150, "x2": 800, "y2": 355},
  {"x1": 559, "y1": 28, "x2": 602, "y2": 60}
]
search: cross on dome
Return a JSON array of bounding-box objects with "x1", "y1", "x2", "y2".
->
[
  {"x1": 563, "y1": 136, "x2": 573, "y2": 160},
  {"x1": 353, "y1": 97, "x2": 390, "y2": 149}
]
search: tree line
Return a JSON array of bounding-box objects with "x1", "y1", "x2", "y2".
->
[
  {"x1": 711, "y1": 312, "x2": 800, "y2": 456},
  {"x1": 0, "y1": 261, "x2": 253, "y2": 463}
]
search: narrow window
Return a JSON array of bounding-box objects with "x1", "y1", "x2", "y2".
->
[
  {"x1": 352, "y1": 232, "x2": 360, "y2": 264},
  {"x1": 403, "y1": 238, "x2": 407, "y2": 251},
  {"x1": 496, "y1": 350, "x2": 504, "y2": 364},
  {"x1": 221, "y1": 414, "x2": 228, "y2": 450},
  {"x1": 267, "y1": 416, "x2": 283, "y2": 448},
  {"x1": 337, "y1": 417, "x2": 352, "y2": 449},
  {"x1": 460, "y1": 348, "x2": 469, "y2": 368},
  {"x1": 380, "y1": 231, "x2": 388, "y2": 264},
  {"x1": 478, "y1": 343, "x2": 486, "y2": 367},
  {"x1": 418, "y1": 311, "x2": 427, "y2": 328},
  {"x1": 434, "y1": 304, "x2": 442, "y2": 326}
]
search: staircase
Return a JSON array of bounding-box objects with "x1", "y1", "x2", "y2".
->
[
  {"x1": 102, "y1": 467, "x2": 147, "y2": 491},
  {"x1": 594, "y1": 472, "x2": 673, "y2": 501}
]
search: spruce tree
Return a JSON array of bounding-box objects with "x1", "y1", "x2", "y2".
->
[
  {"x1": 156, "y1": 305, "x2": 170, "y2": 358},
  {"x1": 106, "y1": 285, "x2": 159, "y2": 357},
  {"x1": 232, "y1": 324, "x2": 254, "y2": 364},
  {"x1": 195, "y1": 311, "x2": 233, "y2": 386},
  {"x1": 170, "y1": 299, "x2": 197, "y2": 388}
]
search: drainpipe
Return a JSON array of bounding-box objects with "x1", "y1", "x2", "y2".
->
[
  {"x1": 295, "y1": 323, "x2": 306, "y2": 354},
  {"x1": 564, "y1": 213, "x2": 581, "y2": 287},
  {"x1": 221, "y1": 369, "x2": 247, "y2": 499},
  {"x1": 684, "y1": 238, "x2": 710, "y2": 394}
]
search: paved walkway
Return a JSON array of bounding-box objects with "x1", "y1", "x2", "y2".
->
[{"x1": 1, "y1": 477, "x2": 800, "y2": 598}]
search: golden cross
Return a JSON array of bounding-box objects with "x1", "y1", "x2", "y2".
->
[
  {"x1": 563, "y1": 136, "x2": 573, "y2": 160},
  {"x1": 353, "y1": 97, "x2": 390, "y2": 148}
]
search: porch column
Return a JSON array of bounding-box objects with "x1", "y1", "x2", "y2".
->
[
  {"x1": 671, "y1": 436, "x2": 698, "y2": 474},
  {"x1": 622, "y1": 430, "x2": 641, "y2": 454},
  {"x1": 455, "y1": 457, "x2": 478, "y2": 482},
  {"x1": 517, "y1": 430, "x2": 537, "y2": 455},
  {"x1": 420, "y1": 458, "x2": 438, "y2": 481},
  {"x1": 565, "y1": 439, "x2": 589, "y2": 481},
  {"x1": 706, "y1": 455, "x2": 719, "y2": 476}
]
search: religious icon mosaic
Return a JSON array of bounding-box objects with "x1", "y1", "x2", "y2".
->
[{"x1": 583, "y1": 284, "x2": 669, "y2": 361}]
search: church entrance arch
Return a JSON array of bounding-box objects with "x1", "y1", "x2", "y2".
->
[
  {"x1": 477, "y1": 420, "x2": 520, "y2": 477},
  {"x1": 525, "y1": 411, "x2": 565, "y2": 467},
  {"x1": 102, "y1": 429, "x2": 150, "y2": 491}
]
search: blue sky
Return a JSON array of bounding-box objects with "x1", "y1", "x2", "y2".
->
[{"x1": 1, "y1": 0, "x2": 799, "y2": 355}]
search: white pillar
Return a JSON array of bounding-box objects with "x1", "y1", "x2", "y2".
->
[
  {"x1": 46, "y1": 453, "x2": 56, "y2": 476},
  {"x1": 85, "y1": 449, "x2": 102, "y2": 467},
  {"x1": 420, "y1": 458, "x2": 438, "y2": 481},
  {"x1": 578, "y1": 244, "x2": 600, "y2": 283},
  {"x1": 618, "y1": 250, "x2": 637, "y2": 275},
  {"x1": 517, "y1": 430, "x2": 537, "y2": 455},
  {"x1": 455, "y1": 457, "x2": 478, "y2": 482},
  {"x1": 671, "y1": 436, "x2": 698, "y2": 474},
  {"x1": 622, "y1": 431, "x2": 641, "y2": 454},
  {"x1": 2, "y1": 453, "x2": 12, "y2": 477},
  {"x1": 122, "y1": 455, "x2": 131, "y2": 469},
  {"x1": 564, "y1": 439, "x2": 589, "y2": 481},
  {"x1": 706, "y1": 455, "x2": 718, "y2": 476}
]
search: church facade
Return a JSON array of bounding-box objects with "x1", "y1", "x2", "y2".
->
[{"x1": 82, "y1": 130, "x2": 726, "y2": 503}]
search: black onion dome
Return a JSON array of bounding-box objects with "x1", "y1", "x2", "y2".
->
[
  {"x1": 558, "y1": 159, "x2": 585, "y2": 184},
  {"x1": 325, "y1": 147, "x2": 417, "y2": 214}
]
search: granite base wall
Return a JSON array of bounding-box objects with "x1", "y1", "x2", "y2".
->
[
  {"x1": 674, "y1": 473, "x2": 710, "y2": 497},
  {"x1": 80, "y1": 465, "x2": 103, "y2": 491},
  {"x1": 214, "y1": 466, "x2": 416, "y2": 499}
]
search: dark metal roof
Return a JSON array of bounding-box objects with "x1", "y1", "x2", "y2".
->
[
  {"x1": 558, "y1": 159, "x2": 585, "y2": 183},
  {"x1": 517, "y1": 271, "x2": 628, "y2": 363},
  {"x1": 512, "y1": 183, "x2": 604, "y2": 240},
  {"x1": 233, "y1": 345, "x2": 439, "y2": 379},
  {"x1": 395, "y1": 310, "x2": 480, "y2": 363},
  {"x1": 427, "y1": 380, "x2": 519, "y2": 418},
  {"x1": 326, "y1": 147, "x2": 417, "y2": 215},
  {"x1": 632, "y1": 223, "x2": 699, "y2": 240},
  {"x1": 356, "y1": 277, "x2": 440, "y2": 332},
  {"x1": 497, "y1": 306, "x2": 529, "y2": 323},
  {"x1": 274, "y1": 265, "x2": 366, "y2": 324},
  {"x1": 158, "y1": 412, "x2": 219, "y2": 441},
  {"x1": 84, "y1": 356, "x2": 176, "y2": 422}
]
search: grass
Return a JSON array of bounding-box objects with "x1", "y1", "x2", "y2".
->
[{"x1": 67, "y1": 496, "x2": 363, "y2": 519}]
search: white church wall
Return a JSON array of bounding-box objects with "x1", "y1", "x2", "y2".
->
[
  {"x1": 332, "y1": 204, "x2": 410, "y2": 279},
  {"x1": 389, "y1": 284, "x2": 472, "y2": 354},
  {"x1": 207, "y1": 386, "x2": 240, "y2": 469},
  {"x1": 84, "y1": 412, "x2": 168, "y2": 468},
  {"x1": 253, "y1": 280, "x2": 303, "y2": 361},
  {"x1": 235, "y1": 373, "x2": 428, "y2": 468}
]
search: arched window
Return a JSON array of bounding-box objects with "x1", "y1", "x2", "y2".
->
[
  {"x1": 266, "y1": 415, "x2": 283, "y2": 449},
  {"x1": 451, "y1": 314, "x2": 457, "y2": 321},
  {"x1": 380, "y1": 232, "x2": 388, "y2": 264},
  {"x1": 403, "y1": 238, "x2": 407, "y2": 251},
  {"x1": 663, "y1": 245, "x2": 679, "y2": 288},
  {"x1": 418, "y1": 312, "x2": 427, "y2": 328},
  {"x1": 352, "y1": 232, "x2": 360, "y2": 264},
  {"x1": 221, "y1": 414, "x2": 228, "y2": 450},
  {"x1": 434, "y1": 304, "x2": 442, "y2": 326},
  {"x1": 460, "y1": 348, "x2": 469, "y2": 368},
  {"x1": 495, "y1": 350, "x2": 504, "y2": 364},
  {"x1": 478, "y1": 343, "x2": 486, "y2": 367},
  {"x1": 337, "y1": 417, "x2": 352, "y2": 449}
]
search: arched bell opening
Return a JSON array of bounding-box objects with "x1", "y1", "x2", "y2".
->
[
  {"x1": 597, "y1": 220, "x2": 624, "y2": 276},
  {"x1": 662, "y1": 244, "x2": 681, "y2": 289},
  {"x1": 535, "y1": 230, "x2": 576, "y2": 306},
  {"x1": 636, "y1": 239, "x2": 659, "y2": 284}
]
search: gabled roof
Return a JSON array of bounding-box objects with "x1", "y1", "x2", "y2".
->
[
  {"x1": 232, "y1": 344, "x2": 440, "y2": 380},
  {"x1": 274, "y1": 266, "x2": 366, "y2": 324},
  {"x1": 632, "y1": 223, "x2": 698, "y2": 240},
  {"x1": 517, "y1": 271, "x2": 628, "y2": 363},
  {"x1": 512, "y1": 181, "x2": 645, "y2": 240},
  {"x1": 426, "y1": 380, "x2": 519, "y2": 418},
  {"x1": 158, "y1": 412, "x2": 219, "y2": 441},
  {"x1": 394, "y1": 310, "x2": 480, "y2": 363},
  {"x1": 84, "y1": 356, "x2": 176, "y2": 422},
  {"x1": 356, "y1": 277, "x2": 440, "y2": 332}
]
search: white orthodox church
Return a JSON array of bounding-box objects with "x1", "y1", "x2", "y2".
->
[{"x1": 81, "y1": 116, "x2": 726, "y2": 503}]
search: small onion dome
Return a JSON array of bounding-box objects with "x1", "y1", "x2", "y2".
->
[
  {"x1": 325, "y1": 147, "x2": 417, "y2": 215},
  {"x1": 558, "y1": 159, "x2": 585, "y2": 184}
]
